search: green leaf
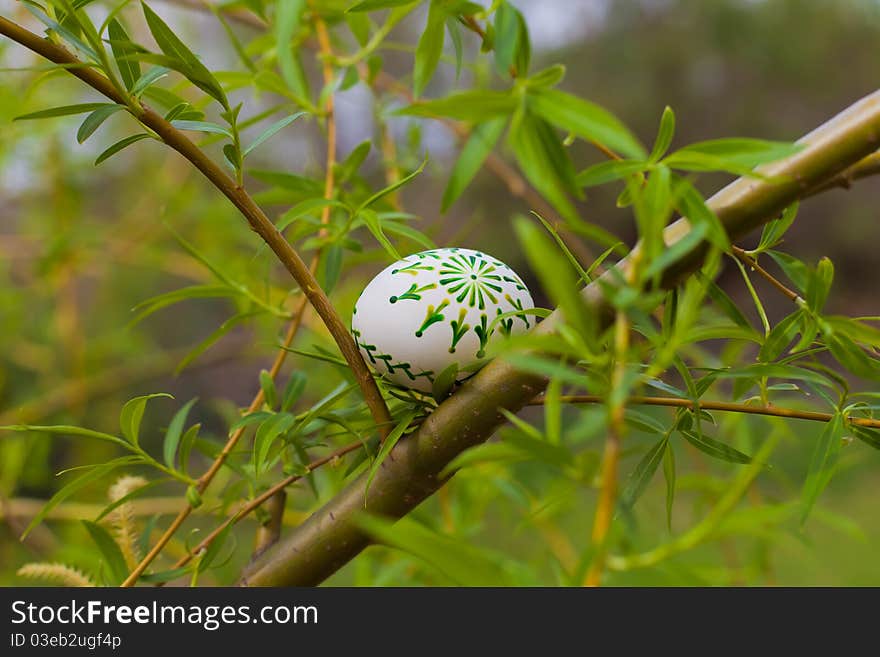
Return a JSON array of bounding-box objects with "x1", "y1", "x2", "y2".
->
[
  {"x1": 281, "y1": 372, "x2": 307, "y2": 412},
  {"x1": 663, "y1": 442, "x2": 676, "y2": 530},
  {"x1": 431, "y1": 362, "x2": 459, "y2": 403},
  {"x1": 223, "y1": 143, "x2": 241, "y2": 171},
  {"x1": 274, "y1": 0, "x2": 310, "y2": 104},
  {"x1": 508, "y1": 110, "x2": 580, "y2": 225},
  {"x1": 76, "y1": 104, "x2": 124, "y2": 144},
  {"x1": 446, "y1": 16, "x2": 463, "y2": 80},
  {"x1": 439, "y1": 442, "x2": 529, "y2": 478},
  {"x1": 494, "y1": 2, "x2": 530, "y2": 76},
  {"x1": 250, "y1": 169, "x2": 324, "y2": 195},
  {"x1": 348, "y1": 0, "x2": 418, "y2": 11},
  {"x1": 702, "y1": 276, "x2": 753, "y2": 332},
  {"x1": 624, "y1": 409, "x2": 666, "y2": 435},
  {"x1": 850, "y1": 425, "x2": 880, "y2": 451},
  {"x1": 130, "y1": 284, "x2": 236, "y2": 326},
  {"x1": 528, "y1": 87, "x2": 646, "y2": 159},
  {"x1": 665, "y1": 138, "x2": 802, "y2": 173},
  {"x1": 514, "y1": 216, "x2": 596, "y2": 346},
  {"x1": 413, "y1": 1, "x2": 446, "y2": 97},
  {"x1": 824, "y1": 331, "x2": 880, "y2": 380},
  {"x1": 319, "y1": 244, "x2": 344, "y2": 293},
  {"x1": 357, "y1": 157, "x2": 426, "y2": 212},
  {"x1": 620, "y1": 436, "x2": 669, "y2": 509},
  {"x1": 95, "y1": 133, "x2": 152, "y2": 165},
  {"x1": 163, "y1": 398, "x2": 198, "y2": 470},
  {"x1": 22, "y1": 2, "x2": 98, "y2": 58},
  {"x1": 260, "y1": 370, "x2": 277, "y2": 410},
  {"x1": 378, "y1": 219, "x2": 436, "y2": 251},
  {"x1": 14, "y1": 102, "x2": 113, "y2": 121},
  {"x1": 712, "y1": 363, "x2": 834, "y2": 389},
  {"x1": 139, "y1": 566, "x2": 192, "y2": 583},
  {"x1": 178, "y1": 423, "x2": 201, "y2": 475},
  {"x1": 141, "y1": 2, "x2": 228, "y2": 108},
  {"x1": 806, "y1": 256, "x2": 834, "y2": 314},
  {"x1": 649, "y1": 106, "x2": 675, "y2": 161},
  {"x1": 359, "y1": 208, "x2": 401, "y2": 261},
  {"x1": 20, "y1": 456, "x2": 140, "y2": 539},
  {"x1": 108, "y1": 18, "x2": 141, "y2": 91},
  {"x1": 766, "y1": 250, "x2": 809, "y2": 292},
  {"x1": 0, "y1": 424, "x2": 129, "y2": 449},
  {"x1": 131, "y1": 66, "x2": 169, "y2": 98},
  {"x1": 397, "y1": 89, "x2": 518, "y2": 122},
  {"x1": 641, "y1": 220, "x2": 708, "y2": 281},
  {"x1": 95, "y1": 478, "x2": 164, "y2": 523},
  {"x1": 120, "y1": 393, "x2": 173, "y2": 446},
  {"x1": 756, "y1": 202, "x2": 798, "y2": 253},
  {"x1": 675, "y1": 177, "x2": 730, "y2": 250},
  {"x1": 244, "y1": 112, "x2": 306, "y2": 157},
  {"x1": 185, "y1": 484, "x2": 203, "y2": 508},
  {"x1": 576, "y1": 159, "x2": 646, "y2": 188},
  {"x1": 759, "y1": 310, "x2": 803, "y2": 362},
  {"x1": 680, "y1": 429, "x2": 752, "y2": 465},
  {"x1": 81, "y1": 520, "x2": 129, "y2": 585},
  {"x1": 354, "y1": 514, "x2": 515, "y2": 585},
  {"x1": 500, "y1": 354, "x2": 589, "y2": 388},
  {"x1": 254, "y1": 413, "x2": 296, "y2": 477},
  {"x1": 178, "y1": 312, "x2": 261, "y2": 377},
  {"x1": 196, "y1": 519, "x2": 235, "y2": 574},
  {"x1": 442, "y1": 117, "x2": 506, "y2": 211},
  {"x1": 533, "y1": 212, "x2": 590, "y2": 284},
  {"x1": 801, "y1": 412, "x2": 844, "y2": 524},
  {"x1": 170, "y1": 120, "x2": 233, "y2": 138},
  {"x1": 365, "y1": 410, "x2": 418, "y2": 500}
]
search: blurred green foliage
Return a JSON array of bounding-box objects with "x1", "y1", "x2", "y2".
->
[{"x1": 0, "y1": 0, "x2": 879, "y2": 586}]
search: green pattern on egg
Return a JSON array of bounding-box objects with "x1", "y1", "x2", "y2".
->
[{"x1": 351, "y1": 248, "x2": 535, "y2": 393}]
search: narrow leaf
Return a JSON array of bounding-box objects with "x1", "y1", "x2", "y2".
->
[
  {"x1": 680, "y1": 429, "x2": 752, "y2": 465},
  {"x1": 801, "y1": 413, "x2": 844, "y2": 524},
  {"x1": 442, "y1": 117, "x2": 506, "y2": 211},
  {"x1": 365, "y1": 410, "x2": 418, "y2": 500},
  {"x1": 82, "y1": 520, "x2": 129, "y2": 585},
  {"x1": 95, "y1": 133, "x2": 152, "y2": 165},
  {"x1": 120, "y1": 393, "x2": 173, "y2": 446},
  {"x1": 77, "y1": 104, "x2": 124, "y2": 143},
  {"x1": 163, "y1": 398, "x2": 198, "y2": 469}
]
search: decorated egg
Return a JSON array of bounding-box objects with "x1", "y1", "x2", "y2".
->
[{"x1": 352, "y1": 247, "x2": 535, "y2": 393}]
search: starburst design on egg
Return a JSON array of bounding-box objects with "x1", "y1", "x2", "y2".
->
[{"x1": 351, "y1": 248, "x2": 535, "y2": 393}]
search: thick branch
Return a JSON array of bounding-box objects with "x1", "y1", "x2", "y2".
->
[{"x1": 241, "y1": 90, "x2": 880, "y2": 586}]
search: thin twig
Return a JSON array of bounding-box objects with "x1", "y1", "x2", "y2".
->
[
  {"x1": 530, "y1": 394, "x2": 880, "y2": 428},
  {"x1": 167, "y1": 439, "x2": 364, "y2": 574},
  {"x1": 731, "y1": 245, "x2": 802, "y2": 305}
]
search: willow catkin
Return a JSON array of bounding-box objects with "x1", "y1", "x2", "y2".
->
[
  {"x1": 107, "y1": 475, "x2": 148, "y2": 570},
  {"x1": 17, "y1": 562, "x2": 94, "y2": 587}
]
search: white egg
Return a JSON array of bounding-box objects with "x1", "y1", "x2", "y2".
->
[{"x1": 352, "y1": 247, "x2": 535, "y2": 392}]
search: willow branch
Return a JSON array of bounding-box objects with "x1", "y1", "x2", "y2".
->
[{"x1": 241, "y1": 90, "x2": 880, "y2": 586}]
